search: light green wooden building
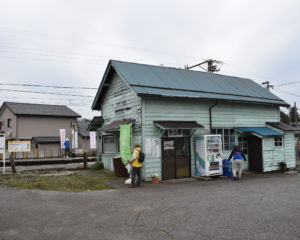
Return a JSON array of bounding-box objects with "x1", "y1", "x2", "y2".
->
[{"x1": 92, "y1": 60, "x2": 297, "y2": 180}]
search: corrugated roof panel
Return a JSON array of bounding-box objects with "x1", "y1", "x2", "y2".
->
[
  {"x1": 131, "y1": 86, "x2": 287, "y2": 105},
  {"x1": 266, "y1": 122, "x2": 300, "y2": 131},
  {"x1": 235, "y1": 127, "x2": 283, "y2": 136},
  {"x1": 108, "y1": 60, "x2": 289, "y2": 106}
]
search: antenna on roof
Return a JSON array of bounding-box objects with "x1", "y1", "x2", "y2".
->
[
  {"x1": 185, "y1": 59, "x2": 223, "y2": 73},
  {"x1": 262, "y1": 81, "x2": 274, "y2": 91}
]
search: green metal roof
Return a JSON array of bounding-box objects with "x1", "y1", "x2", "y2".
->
[
  {"x1": 92, "y1": 60, "x2": 289, "y2": 110},
  {"x1": 235, "y1": 127, "x2": 283, "y2": 136}
]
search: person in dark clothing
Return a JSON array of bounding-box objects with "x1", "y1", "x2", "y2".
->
[{"x1": 228, "y1": 145, "x2": 246, "y2": 180}]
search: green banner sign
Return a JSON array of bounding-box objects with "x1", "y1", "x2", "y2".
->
[{"x1": 120, "y1": 124, "x2": 132, "y2": 165}]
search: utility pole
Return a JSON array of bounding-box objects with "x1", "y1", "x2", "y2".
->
[
  {"x1": 262, "y1": 81, "x2": 274, "y2": 91},
  {"x1": 294, "y1": 102, "x2": 298, "y2": 127},
  {"x1": 185, "y1": 59, "x2": 223, "y2": 73}
]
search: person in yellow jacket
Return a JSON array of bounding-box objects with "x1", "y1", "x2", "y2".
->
[{"x1": 128, "y1": 144, "x2": 143, "y2": 188}]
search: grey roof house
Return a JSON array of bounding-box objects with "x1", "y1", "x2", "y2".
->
[
  {"x1": 92, "y1": 60, "x2": 297, "y2": 180},
  {"x1": 0, "y1": 102, "x2": 81, "y2": 158}
]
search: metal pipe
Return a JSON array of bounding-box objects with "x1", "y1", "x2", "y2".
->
[{"x1": 209, "y1": 101, "x2": 218, "y2": 133}]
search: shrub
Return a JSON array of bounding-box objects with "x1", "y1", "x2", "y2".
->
[{"x1": 91, "y1": 161, "x2": 104, "y2": 170}]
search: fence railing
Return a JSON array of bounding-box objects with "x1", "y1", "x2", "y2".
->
[{"x1": 0, "y1": 149, "x2": 96, "y2": 159}]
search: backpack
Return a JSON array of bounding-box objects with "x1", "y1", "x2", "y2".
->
[{"x1": 138, "y1": 150, "x2": 145, "y2": 163}]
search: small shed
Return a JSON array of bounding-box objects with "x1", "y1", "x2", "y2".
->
[
  {"x1": 31, "y1": 136, "x2": 61, "y2": 158},
  {"x1": 92, "y1": 60, "x2": 297, "y2": 180}
]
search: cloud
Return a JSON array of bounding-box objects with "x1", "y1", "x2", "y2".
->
[{"x1": 0, "y1": 0, "x2": 300, "y2": 117}]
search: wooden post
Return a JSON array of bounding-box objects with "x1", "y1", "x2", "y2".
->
[
  {"x1": 10, "y1": 153, "x2": 17, "y2": 174},
  {"x1": 83, "y1": 152, "x2": 87, "y2": 169}
]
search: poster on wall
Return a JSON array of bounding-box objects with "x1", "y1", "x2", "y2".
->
[
  {"x1": 145, "y1": 138, "x2": 152, "y2": 154},
  {"x1": 153, "y1": 138, "x2": 161, "y2": 158},
  {"x1": 164, "y1": 140, "x2": 174, "y2": 150},
  {"x1": 144, "y1": 138, "x2": 161, "y2": 158}
]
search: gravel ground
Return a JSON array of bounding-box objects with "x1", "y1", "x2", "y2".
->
[{"x1": 0, "y1": 172, "x2": 299, "y2": 240}]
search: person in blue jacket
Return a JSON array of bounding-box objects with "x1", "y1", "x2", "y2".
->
[
  {"x1": 228, "y1": 145, "x2": 246, "y2": 180},
  {"x1": 64, "y1": 138, "x2": 70, "y2": 158}
]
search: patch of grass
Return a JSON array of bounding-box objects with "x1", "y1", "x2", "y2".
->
[
  {"x1": 91, "y1": 161, "x2": 104, "y2": 170},
  {"x1": 0, "y1": 170, "x2": 119, "y2": 192}
]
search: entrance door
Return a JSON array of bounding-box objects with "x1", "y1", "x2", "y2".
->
[
  {"x1": 247, "y1": 136, "x2": 263, "y2": 172},
  {"x1": 162, "y1": 138, "x2": 190, "y2": 180}
]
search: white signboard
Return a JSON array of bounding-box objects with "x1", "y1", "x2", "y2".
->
[
  {"x1": 153, "y1": 138, "x2": 161, "y2": 158},
  {"x1": 8, "y1": 141, "x2": 31, "y2": 152},
  {"x1": 145, "y1": 138, "x2": 152, "y2": 154},
  {"x1": 0, "y1": 136, "x2": 4, "y2": 149},
  {"x1": 0, "y1": 134, "x2": 5, "y2": 174},
  {"x1": 72, "y1": 129, "x2": 78, "y2": 149},
  {"x1": 60, "y1": 129, "x2": 66, "y2": 149},
  {"x1": 90, "y1": 131, "x2": 96, "y2": 149},
  {"x1": 144, "y1": 137, "x2": 161, "y2": 158},
  {"x1": 168, "y1": 129, "x2": 183, "y2": 137}
]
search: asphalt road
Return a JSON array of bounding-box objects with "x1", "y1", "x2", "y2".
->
[{"x1": 0, "y1": 173, "x2": 300, "y2": 240}]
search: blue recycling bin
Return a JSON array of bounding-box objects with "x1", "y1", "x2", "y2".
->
[{"x1": 222, "y1": 159, "x2": 232, "y2": 178}]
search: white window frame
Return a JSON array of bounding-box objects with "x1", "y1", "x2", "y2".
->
[
  {"x1": 102, "y1": 135, "x2": 117, "y2": 154},
  {"x1": 238, "y1": 136, "x2": 248, "y2": 154},
  {"x1": 7, "y1": 119, "x2": 11, "y2": 128},
  {"x1": 211, "y1": 128, "x2": 235, "y2": 151}
]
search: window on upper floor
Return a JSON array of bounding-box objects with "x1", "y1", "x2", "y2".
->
[
  {"x1": 7, "y1": 119, "x2": 11, "y2": 128},
  {"x1": 211, "y1": 128, "x2": 235, "y2": 151},
  {"x1": 274, "y1": 136, "x2": 283, "y2": 147}
]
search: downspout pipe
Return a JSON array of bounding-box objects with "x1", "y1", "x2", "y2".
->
[{"x1": 209, "y1": 101, "x2": 218, "y2": 133}]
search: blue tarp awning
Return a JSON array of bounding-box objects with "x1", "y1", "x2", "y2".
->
[{"x1": 235, "y1": 127, "x2": 283, "y2": 137}]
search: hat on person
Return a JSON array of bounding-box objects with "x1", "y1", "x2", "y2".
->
[{"x1": 134, "y1": 143, "x2": 140, "y2": 148}]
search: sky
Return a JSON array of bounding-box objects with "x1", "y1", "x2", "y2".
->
[{"x1": 0, "y1": 0, "x2": 300, "y2": 119}]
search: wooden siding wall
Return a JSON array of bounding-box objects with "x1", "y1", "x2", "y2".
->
[
  {"x1": 142, "y1": 98, "x2": 281, "y2": 179},
  {"x1": 100, "y1": 73, "x2": 142, "y2": 170},
  {"x1": 284, "y1": 132, "x2": 296, "y2": 169},
  {"x1": 262, "y1": 132, "x2": 296, "y2": 171}
]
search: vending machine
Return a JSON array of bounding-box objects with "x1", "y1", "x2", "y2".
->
[{"x1": 195, "y1": 135, "x2": 223, "y2": 176}]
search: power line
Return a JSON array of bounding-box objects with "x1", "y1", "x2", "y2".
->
[
  {"x1": 0, "y1": 54, "x2": 108, "y2": 65},
  {"x1": 0, "y1": 45, "x2": 108, "y2": 60},
  {"x1": 274, "y1": 88, "x2": 300, "y2": 98},
  {"x1": 0, "y1": 29, "x2": 200, "y2": 60},
  {"x1": 274, "y1": 81, "x2": 300, "y2": 87},
  {"x1": 0, "y1": 88, "x2": 94, "y2": 97},
  {"x1": 0, "y1": 83, "x2": 97, "y2": 90}
]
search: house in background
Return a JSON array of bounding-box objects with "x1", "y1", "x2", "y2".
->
[
  {"x1": 91, "y1": 60, "x2": 298, "y2": 181},
  {"x1": 0, "y1": 102, "x2": 81, "y2": 158},
  {"x1": 77, "y1": 118, "x2": 91, "y2": 151}
]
